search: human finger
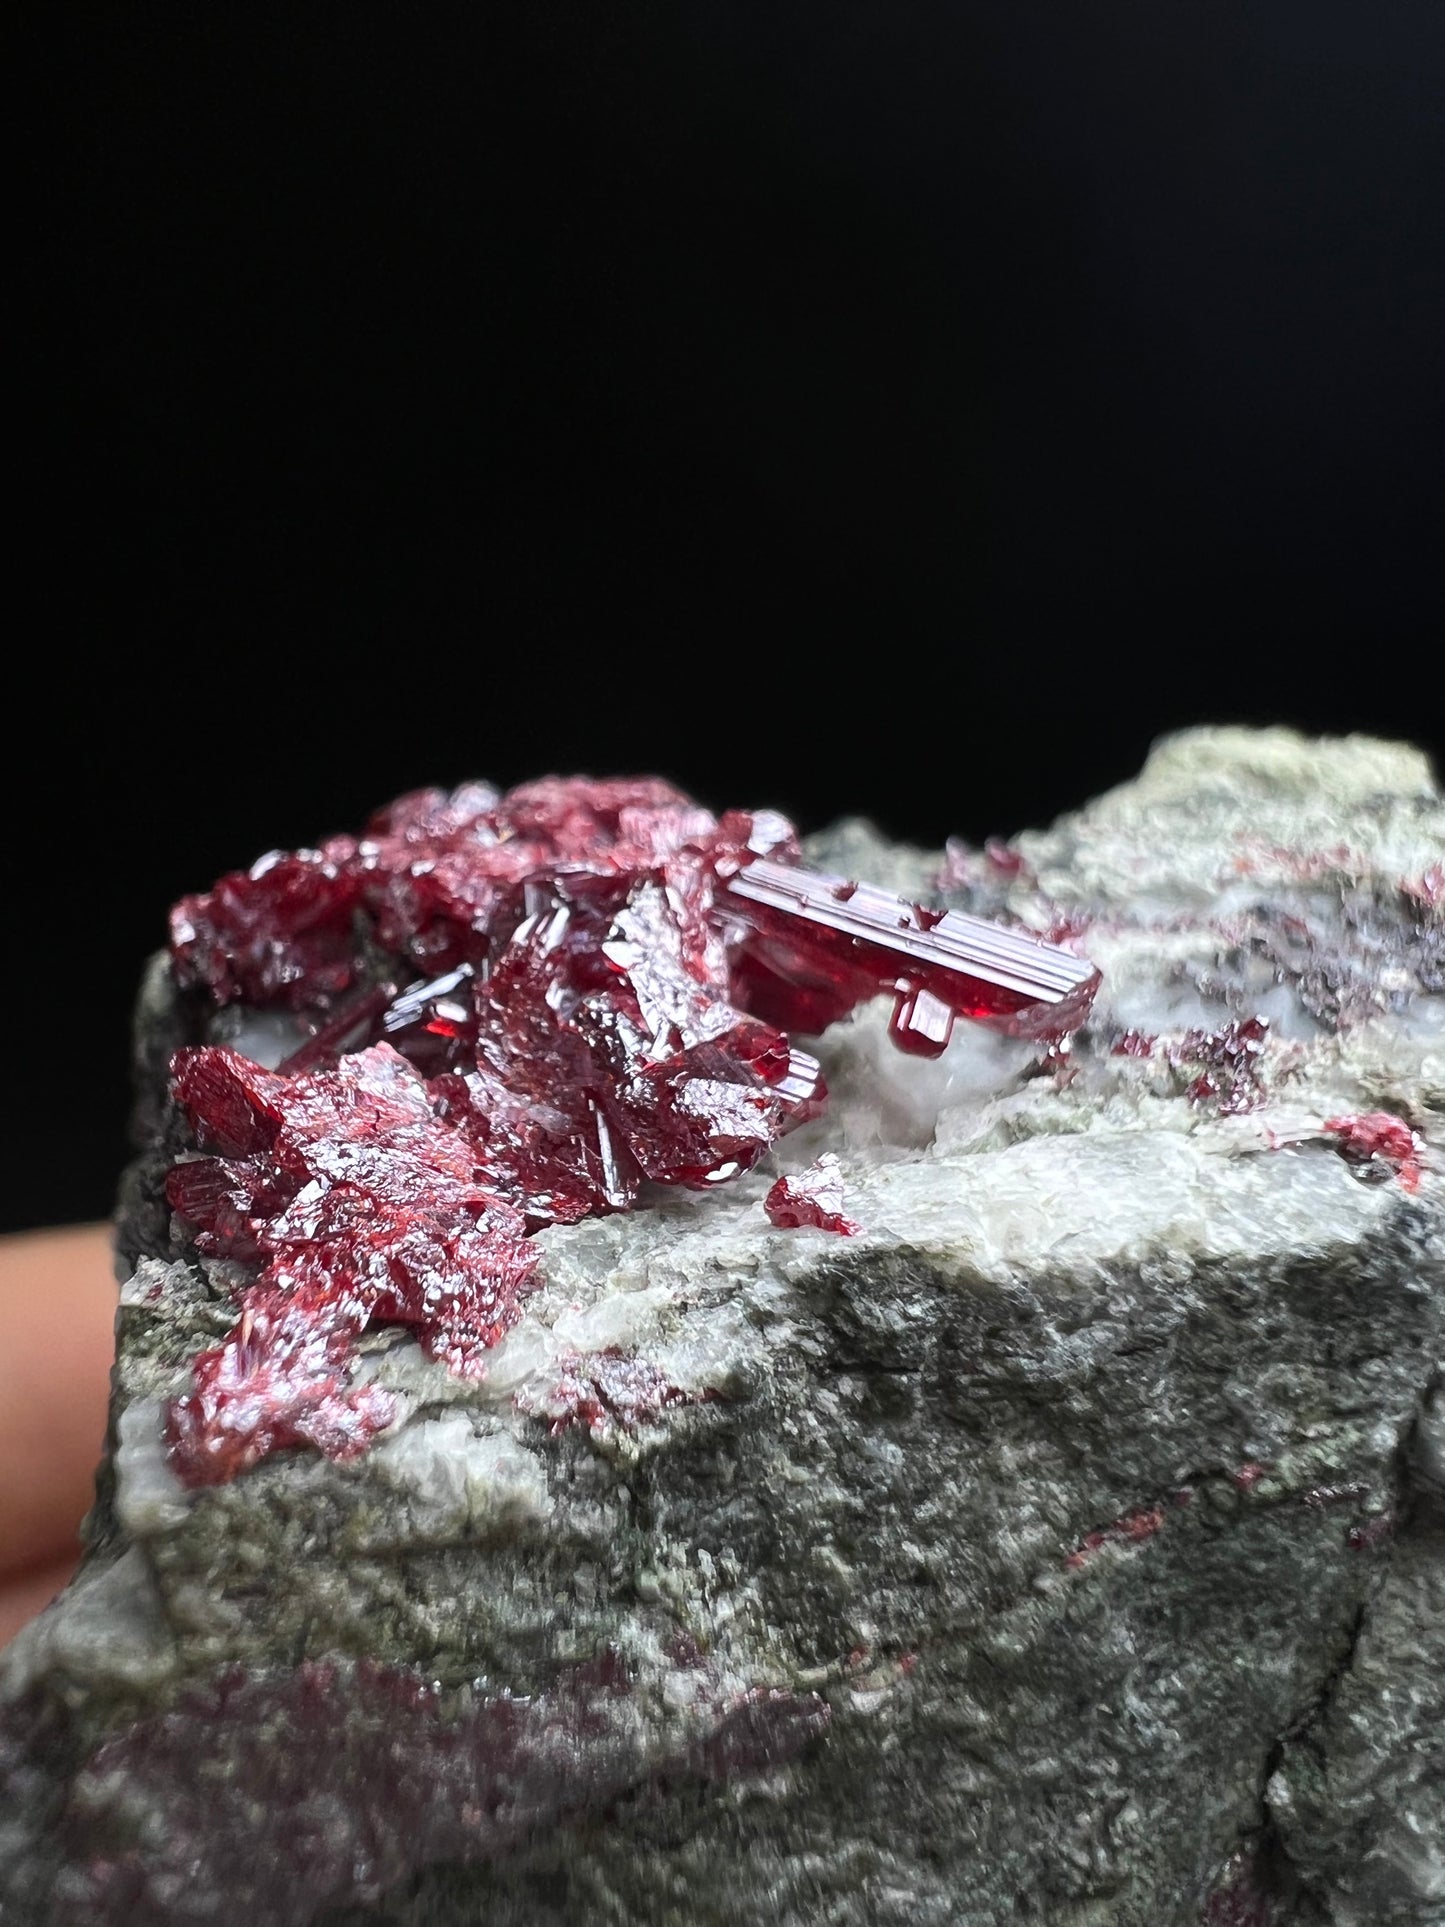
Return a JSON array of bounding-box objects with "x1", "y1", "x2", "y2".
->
[
  {"x1": 0, "y1": 1225, "x2": 115, "y2": 1580},
  {"x1": 0, "y1": 1549, "x2": 80, "y2": 1648}
]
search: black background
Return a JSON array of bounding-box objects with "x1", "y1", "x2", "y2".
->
[{"x1": 13, "y1": 4, "x2": 1445, "y2": 1231}]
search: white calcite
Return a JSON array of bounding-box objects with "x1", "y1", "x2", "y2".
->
[{"x1": 369, "y1": 1413, "x2": 552, "y2": 1537}]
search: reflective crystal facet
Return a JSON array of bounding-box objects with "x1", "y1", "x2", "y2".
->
[
  {"x1": 719, "y1": 857, "x2": 1101, "y2": 1057},
  {"x1": 764, "y1": 1154, "x2": 861, "y2": 1236},
  {"x1": 162, "y1": 776, "x2": 1099, "y2": 1482}
]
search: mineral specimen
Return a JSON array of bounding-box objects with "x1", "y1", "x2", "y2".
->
[
  {"x1": 3, "y1": 730, "x2": 1442, "y2": 1927},
  {"x1": 154, "y1": 778, "x2": 1094, "y2": 1490}
]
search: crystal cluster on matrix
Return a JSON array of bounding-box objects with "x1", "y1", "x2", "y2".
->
[
  {"x1": 1166, "y1": 1015, "x2": 1271, "y2": 1115},
  {"x1": 165, "y1": 1045, "x2": 536, "y2": 1483},
  {"x1": 166, "y1": 776, "x2": 1098, "y2": 1485}
]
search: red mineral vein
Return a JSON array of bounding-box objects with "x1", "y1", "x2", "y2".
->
[
  {"x1": 60, "y1": 1655, "x2": 829, "y2": 1927},
  {"x1": 1064, "y1": 1504, "x2": 1166, "y2": 1571}
]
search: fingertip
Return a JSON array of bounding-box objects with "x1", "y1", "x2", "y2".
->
[
  {"x1": 0, "y1": 1549, "x2": 82, "y2": 1650},
  {"x1": 0, "y1": 1225, "x2": 116, "y2": 1579}
]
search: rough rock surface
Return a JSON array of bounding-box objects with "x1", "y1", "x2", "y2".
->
[{"x1": 3, "y1": 727, "x2": 1443, "y2": 1926}]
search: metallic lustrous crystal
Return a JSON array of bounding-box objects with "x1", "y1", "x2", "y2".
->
[
  {"x1": 161, "y1": 776, "x2": 1098, "y2": 1483},
  {"x1": 720, "y1": 856, "x2": 1101, "y2": 1056}
]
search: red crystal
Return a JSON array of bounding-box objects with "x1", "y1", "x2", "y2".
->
[
  {"x1": 1323, "y1": 1111, "x2": 1422, "y2": 1190},
  {"x1": 1167, "y1": 1015, "x2": 1270, "y2": 1115},
  {"x1": 170, "y1": 781, "x2": 1098, "y2": 1067},
  {"x1": 166, "y1": 1279, "x2": 397, "y2": 1486},
  {"x1": 354, "y1": 775, "x2": 720, "y2": 974},
  {"x1": 1112, "y1": 1029, "x2": 1156, "y2": 1058},
  {"x1": 165, "y1": 1043, "x2": 539, "y2": 1484},
  {"x1": 1064, "y1": 1503, "x2": 1165, "y2": 1571},
  {"x1": 422, "y1": 875, "x2": 828, "y2": 1213},
  {"x1": 718, "y1": 857, "x2": 1100, "y2": 1058},
  {"x1": 170, "y1": 849, "x2": 363, "y2": 1009},
  {"x1": 162, "y1": 775, "x2": 1100, "y2": 1483},
  {"x1": 764, "y1": 1154, "x2": 861, "y2": 1236}
]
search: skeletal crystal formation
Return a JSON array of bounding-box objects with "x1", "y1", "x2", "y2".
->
[{"x1": 3, "y1": 731, "x2": 1443, "y2": 1927}]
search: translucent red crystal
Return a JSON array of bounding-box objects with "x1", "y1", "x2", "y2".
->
[
  {"x1": 764, "y1": 1154, "x2": 861, "y2": 1236},
  {"x1": 171, "y1": 782, "x2": 1095, "y2": 1067},
  {"x1": 717, "y1": 856, "x2": 1101, "y2": 1058},
  {"x1": 163, "y1": 775, "x2": 1100, "y2": 1483},
  {"x1": 170, "y1": 849, "x2": 363, "y2": 1009},
  {"x1": 1323, "y1": 1111, "x2": 1421, "y2": 1190}
]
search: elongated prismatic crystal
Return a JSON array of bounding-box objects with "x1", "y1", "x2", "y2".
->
[{"x1": 719, "y1": 855, "x2": 1100, "y2": 1057}]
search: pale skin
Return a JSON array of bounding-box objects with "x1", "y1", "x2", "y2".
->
[{"x1": 0, "y1": 1226, "x2": 116, "y2": 1647}]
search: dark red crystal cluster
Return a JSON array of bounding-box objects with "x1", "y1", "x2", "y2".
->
[
  {"x1": 165, "y1": 1044, "x2": 532, "y2": 1482},
  {"x1": 165, "y1": 776, "x2": 1098, "y2": 1484}
]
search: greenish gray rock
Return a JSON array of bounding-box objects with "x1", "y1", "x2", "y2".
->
[{"x1": 3, "y1": 727, "x2": 1442, "y2": 1926}]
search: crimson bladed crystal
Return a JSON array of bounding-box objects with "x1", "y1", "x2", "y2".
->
[{"x1": 718, "y1": 856, "x2": 1099, "y2": 1056}]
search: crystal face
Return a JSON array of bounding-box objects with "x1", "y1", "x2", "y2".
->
[
  {"x1": 165, "y1": 1044, "x2": 536, "y2": 1484},
  {"x1": 717, "y1": 856, "x2": 1101, "y2": 1057},
  {"x1": 764, "y1": 1155, "x2": 861, "y2": 1236},
  {"x1": 163, "y1": 776, "x2": 1099, "y2": 1483},
  {"x1": 1324, "y1": 1111, "x2": 1422, "y2": 1190},
  {"x1": 170, "y1": 850, "x2": 364, "y2": 1010}
]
